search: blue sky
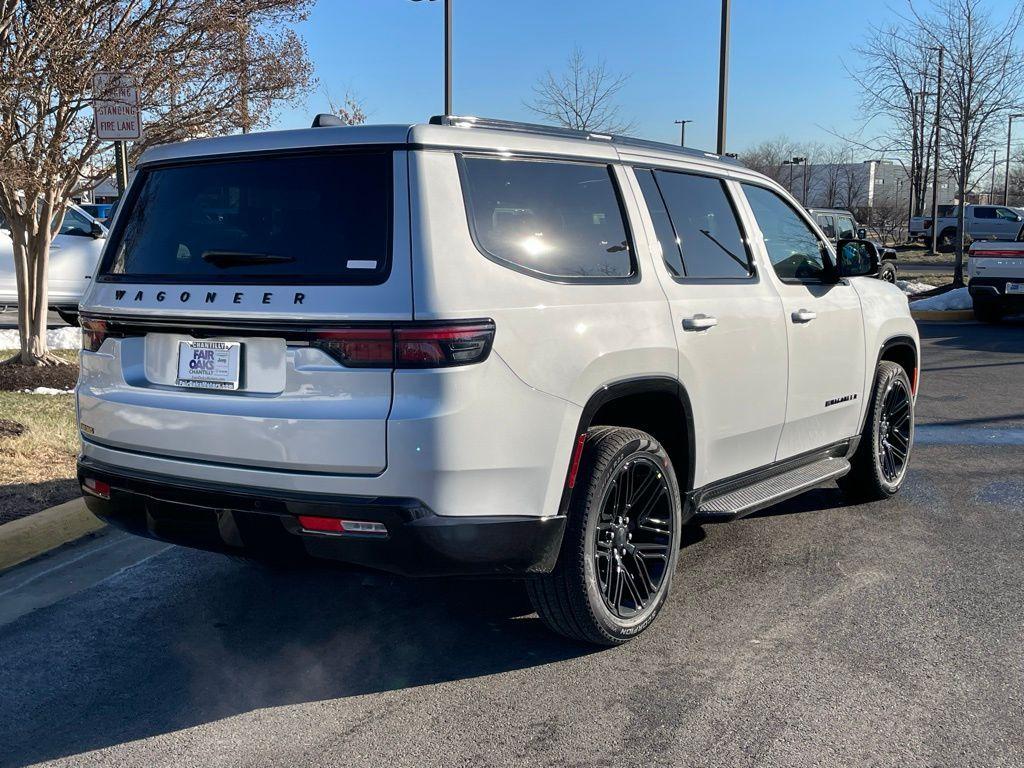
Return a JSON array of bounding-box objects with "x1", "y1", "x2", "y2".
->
[{"x1": 274, "y1": 0, "x2": 1016, "y2": 153}]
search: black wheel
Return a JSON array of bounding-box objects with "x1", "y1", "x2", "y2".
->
[
  {"x1": 878, "y1": 262, "x2": 897, "y2": 283},
  {"x1": 937, "y1": 228, "x2": 957, "y2": 252},
  {"x1": 56, "y1": 310, "x2": 79, "y2": 326},
  {"x1": 973, "y1": 299, "x2": 1003, "y2": 323},
  {"x1": 839, "y1": 361, "x2": 914, "y2": 502},
  {"x1": 527, "y1": 426, "x2": 682, "y2": 646}
]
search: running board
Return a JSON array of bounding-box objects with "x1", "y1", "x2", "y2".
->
[{"x1": 695, "y1": 457, "x2": 851, "y2": 523}]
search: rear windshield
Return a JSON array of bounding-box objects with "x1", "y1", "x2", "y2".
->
[{"x1": 101, "y1": 152, "x2": 392, "y2": 284}]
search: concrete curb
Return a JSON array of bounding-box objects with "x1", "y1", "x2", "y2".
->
[
  {"x1": 911, "y1": 309, "x2": 976, "y2": 322},
  {"x1": 0, "y1": 497, "x2": 104, "y2": 572}
]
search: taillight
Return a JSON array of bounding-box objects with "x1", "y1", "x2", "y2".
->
[
  {"x1": 394, "y1": 323, "x2": 494, "y2": 368},
  {"x1": 311, "y1": 328, "x2": 393, "y2": 367},
  {"x1": 312, "y1": 321, "x2": 495, "y2": 369},
  {"x1": 81, "y1": 319, "x2": 121, "y2": 352}
]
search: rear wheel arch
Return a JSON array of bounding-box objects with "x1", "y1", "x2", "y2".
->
[{"x1": 558, "y1": 377, "x2": 696, "y2": 515}]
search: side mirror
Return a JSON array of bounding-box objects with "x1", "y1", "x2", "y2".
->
[
  {"x1": 856, "y1": 227, "x2": 867, "y2": 240},
  {"x1": 90, "y1": 219, "x2": 105, "y2": 239},
  {"x1": 836, "y1": 239, "x2": 880, "y2": 278}
]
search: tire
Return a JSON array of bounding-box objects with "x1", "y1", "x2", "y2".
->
[
  {"x1": 56, "y1": 310, "x2": 79, "y2": 326},
  {"x1": 878, "y1": 262, "x2": 897, "y2": 283},
  {"x1": 973, "y1": 299, "x2": 1003, "y2": 324},
  {"x1": 937, "y1": 228, "x2": 957, "y2": 252},
  {"x1": 527, "y1": 426, "x2": 683, "y2": 646},
  {"x1": 839, "y1": 361, "x2": 914, "y2": 502}
]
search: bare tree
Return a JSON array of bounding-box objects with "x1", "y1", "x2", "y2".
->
[
  {"x1": 526, "y1": 47, "x2": 636, "y2": 134},
  {"x1": 851, "y1": 0, "x2": 1024, "y2": 284},
  {"x1": 847, "y1": 24, "x2": 936, "y2": 219},
  {"x1": 739, "y1": 136, "x2": 801, "y2": 187},
  {"x1": 323, "y1": 88, "x2": 368, "y2": 126},
  {"x1": 0, "y1": 0, "x2": 313, "y2": 365},
  {"x1": 919, "y1": 0, "x2": 1024, "y2": 283}
]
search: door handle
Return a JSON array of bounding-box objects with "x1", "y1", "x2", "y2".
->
[
  {"x1": 791, "y1": 308, "x2": 817, "y2": 323},
  {"x1": 682, "y1": 314, "x2": 718, "y2": 331}
]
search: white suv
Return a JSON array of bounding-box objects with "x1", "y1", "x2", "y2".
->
[{"x1": 76, "y1": 116, "x2": 919, "y2": 645}]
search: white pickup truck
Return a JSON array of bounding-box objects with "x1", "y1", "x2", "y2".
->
[
  {"x1": 968, "y1": 225, "x2": 1024, "y2": 322},
  {"x1": 909, "y1": 204, "x2": 1023, "y2": 248}
]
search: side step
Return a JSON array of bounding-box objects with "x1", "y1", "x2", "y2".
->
[{"x1": 696, "y1": 457, "x2": 851, "y2": 523}]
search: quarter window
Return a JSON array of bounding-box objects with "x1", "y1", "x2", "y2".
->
[
  {"x1": 742, "y1": 184, "x2": 830, "y2": 282},
  {"x1": 460, "y1": 157, "x2": 634, "y2": 279},
  {"x1": 635, "y1": 169, "x2": 751, "y2": 278}
]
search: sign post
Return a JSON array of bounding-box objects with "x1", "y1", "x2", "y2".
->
[{"x1": 93, "y1": 73, "x2": 141, "y2": 195}]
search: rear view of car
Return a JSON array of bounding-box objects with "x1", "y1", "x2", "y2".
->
[
  {"x1": 76, "y1": 127, "x2": 565, "y2": 576},
  {"x1": 968, "y1": 231, "x2": 1024, "y2": 322}
]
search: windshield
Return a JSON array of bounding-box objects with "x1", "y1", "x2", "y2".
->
[{"x1": 100, "y1": 151, "x2": 392, "y2": 284}]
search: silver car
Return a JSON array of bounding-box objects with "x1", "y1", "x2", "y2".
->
[{"x1": 0, "y1": 204, "x2": 107, "y2": 325}]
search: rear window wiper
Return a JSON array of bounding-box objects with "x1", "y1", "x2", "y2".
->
[{"x1": 201, "y1": 251, "x2": 296, "y2": 268}]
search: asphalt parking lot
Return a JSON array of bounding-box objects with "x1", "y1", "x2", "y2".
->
[{"x1": 1, "y1": 321, "x2": 1022, "y2": 768}]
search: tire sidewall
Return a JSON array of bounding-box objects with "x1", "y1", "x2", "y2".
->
[
  {"x1": 868, "y1": 364, "x2": 914, "y2": 495},
  {"x1": 578, "y1": 434, "x2": 682, "y2": 640}
]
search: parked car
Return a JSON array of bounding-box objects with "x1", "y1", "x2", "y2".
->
[
  {"x1": 807, "y1": 207, "x2": 899, "y2": 282},
  {"x1": 908, "y1": 203, "x2": 1022, "y2": 248},
  {"x1": 967, "y1": 223, "x2": 1024, "y2": 322},
  {"x1": 75, "y1": 116, "x2": 919, "y2": 645},
  {"x1": 79, "y1": 202, "x2": 115, "y2": 224},
  {"x1": 0, "y1": 203, "x2": 106, "y2": 325}
]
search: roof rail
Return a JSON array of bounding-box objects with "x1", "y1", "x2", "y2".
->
[{"x1": 428, "y1": 114, "x2": 742, "y2": 166}]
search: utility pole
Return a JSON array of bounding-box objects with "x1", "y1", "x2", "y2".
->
[
  {"x1": 716, "y1": 0, "x2": 730, "y2": 155},
  {"x1": 444, "y1": 0, "x2": 452, "y2": 115},
  {"x1": 674, "y1": 119, "x2": 693, "y2": 147},
  {"x1": 991, "y1": 149, "x2": 998, "y2": 204},
  {"x1": 1003, "y1": 113, "x2": 1024, "y2": 205},
  {"x1": 929, "y1": 47, "x2": 943, "y2": 257},
  {"x1": 412, "y1": 0, "x2": 452, "y2": 115}
]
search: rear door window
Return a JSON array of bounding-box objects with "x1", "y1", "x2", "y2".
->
[
  {"x1": 459, "y1": 156, "x2": 634, "y2": 280},
  {"x1": 974, "y1": 207, "x2": 996, "y2": 219},
  {"x1": 639, "y1": 169, "x2": 752, "y2": 279},
  {"x1": 101, "y1": 152, "x2": 392, "y2": 284}
]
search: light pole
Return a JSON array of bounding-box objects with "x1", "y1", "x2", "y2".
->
[
  {"x1": 928, "y1": 46, "x2": 943, "y2": 257},
  {"x1": 716, "y1": 0, "x2": 730, "y2": 155},
  {"x1": 1004, "y1": 113, "x2": 1024, "y2": 205},
  {"x1": 783, "y1": 159, "x2": 794, "y2": 194},
  {"x1": 412, "y1": 0, "x2": 452, "y2": 115},
  {"x1": 792, "y1": 156, "x2": 808, "y2": 205},
  {"x1": 674, "y1": 119, "x2": 693, "y2": 147}
]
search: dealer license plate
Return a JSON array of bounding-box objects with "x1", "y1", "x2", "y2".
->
[{"x1": 175, "y1": 340, "x2": 241, "y2": 390}]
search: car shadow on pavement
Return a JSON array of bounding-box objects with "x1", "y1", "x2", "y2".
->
[{"x1": 1, "y1": 549, "x2": 604, "y2": 766}]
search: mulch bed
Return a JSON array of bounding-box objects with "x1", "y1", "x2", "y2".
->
[
  {"x1": 0, "y1": 479, "x2": 80, "y2": 525},
  {"x1": 0, "y1": 361, "x2": 79, "y2": 392},
  {"x1": 0, "y1": 419, "x2": 26, "y2": 438}
]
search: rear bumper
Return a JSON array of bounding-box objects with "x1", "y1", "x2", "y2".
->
[
  {"x1": 77, "y1": 457, "x2": 565, "y2": 577},
  {"x1": 969, "y1": 278, "x2": 1024, "y2": 305}
]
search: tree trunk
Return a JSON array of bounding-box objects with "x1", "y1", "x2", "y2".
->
[
  {"x1": 4, "y1": 212, "x2": 57, "y2": 366},
  {"x1": 954, "y1": 145, "x2": 968, "y2": 288}
]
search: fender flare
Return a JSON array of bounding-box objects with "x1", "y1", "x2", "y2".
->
[
  {"x1": 556, "y1": 376, "x2": 696, "y2": 515},
  {"x1": 857, "y1": 335, "x2": 919, "y2": 434}
]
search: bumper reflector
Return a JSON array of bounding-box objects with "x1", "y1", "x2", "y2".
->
[
  {"x1": 297, "y1": 515, "x2": 388, "y2": 537},
  {"x1": 82, "y1": 477, "x2": 111, "y2": 499}
]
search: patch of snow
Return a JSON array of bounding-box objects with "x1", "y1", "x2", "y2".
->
[
  {"x1": 897, "y1": 280, "x2": 935, "y2": 296},
  {"x1": 0, "y1": 325, "x2": 82, "y2": 350},
  {"x1": 20, "y1": 386, "x2": 74, "y2": 395},
  {"x1": 911, "y1": 287, "x2": 972, "y2": 311}
]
